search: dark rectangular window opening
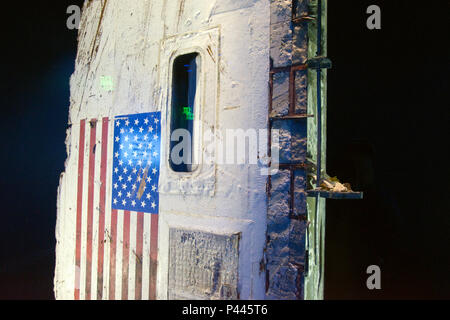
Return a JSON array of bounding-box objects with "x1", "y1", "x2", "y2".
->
[{"x1": 170, "y1": 52, "x2": 199, "y2": 172}]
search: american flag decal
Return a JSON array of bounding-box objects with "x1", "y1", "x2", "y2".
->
[{"x1": 74, "y1": 112, "x2": 161, "y2": 300}]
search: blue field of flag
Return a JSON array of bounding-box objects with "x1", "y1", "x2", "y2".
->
[{"x1": 111, "y1": 112, "x2": 161, "y2": 214}]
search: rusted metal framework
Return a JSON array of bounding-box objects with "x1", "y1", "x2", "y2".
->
[
  {"x1": 268, "y1": 62, "x2": 311, "y2": 222},
  {"x1": 267, "y1": 0, "x2": 363, "y2": 300}
]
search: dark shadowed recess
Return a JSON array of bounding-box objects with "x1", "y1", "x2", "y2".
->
[
  {"x1": 0, "y1": 1, "x2": 84, "y2": 300},
  {"x1": 325, "y1": 0, "x2": 450, "y2": 299}
]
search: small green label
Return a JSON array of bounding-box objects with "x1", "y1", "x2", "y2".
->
[
  {"x1": 182, "y1": 106, "x2": 194, "y2": 120},
  {"x1": 100, "y1": 76, "x2": 114, "y2": 91}
]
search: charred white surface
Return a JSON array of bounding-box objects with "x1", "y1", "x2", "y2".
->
[
  {"x1": 55, "y1": 0, "x2": 270, "y2": 300},
  {"x1": 55, "y1": 0, "x2": 326, "y2": 300}
]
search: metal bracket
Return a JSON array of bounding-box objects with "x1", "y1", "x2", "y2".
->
[
  {"x1": 306, "y1": 56, "x2": 332, "y2": 70},
  {"x1": 307, "y1": 190, "x2": 364, "y2": 200},
  {"x1": 292, "y1": 15, "x2": 316, "y2": 24},
  {"x1": 304, "y1": 250, "x2": 309, "y2": 276}
]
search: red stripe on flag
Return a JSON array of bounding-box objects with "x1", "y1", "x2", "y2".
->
[
  {"x1": 97, "y1": 117, "x2": 109, "y2": 300},
  {"x1": 85, "y1": 119, "x2": 97, "y2": 300},
  {"x1": 109, "y1": 209, "x2": 118, "y2": 300},
  {"x1": 149, "y1": 214, "x2": 158, "y2": 300},
  {"x1": 135, "y1": 212, "x2": 144, "y2": 300},
  {"x1": 74, "y1": 119, "x2": 86, "y2": 300},
  {"x1": 122, "y1": 211, "x2": 131, "y2": 300}
]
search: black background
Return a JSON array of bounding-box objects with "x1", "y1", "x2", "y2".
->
[
  {"x1": 0, "y1": 1, "x2": 448, "y2": 299},
  {"x1": 326, "y1": 1, "x2": 449, "y2": 299}
]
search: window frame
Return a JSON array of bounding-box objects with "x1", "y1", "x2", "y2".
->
[{"x1": 167, "y1": 49, "x2": 203, "y2": 175}]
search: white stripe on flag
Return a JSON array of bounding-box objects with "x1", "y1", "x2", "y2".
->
[
  {"x1": 115, "y1": 209, "x2": 124, "y2": 300},
  {"x1": 91, "y1": 119, "x2": 102, "y2": 299},
  {"x1": 129, "y1": 212, "x2": 137, "y2": 300},
  {"x1": 142, "y1": 213, "x2": 151, "y2": 300},
  {"x1": 103, "y1": 118, "x2": 114, "y2": 300}
]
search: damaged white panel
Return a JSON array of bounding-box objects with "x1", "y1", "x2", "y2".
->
[
  {"x1": 168, "y1": 229, "x2": 240, "y2": 300},
  {"x1": 56, "y1": 0, "x2": 270, "y2": 300}
]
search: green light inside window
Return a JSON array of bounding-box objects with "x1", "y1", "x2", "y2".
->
[{"x1": 170, "y1": 53, "x2": 199, "y2": 172}]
